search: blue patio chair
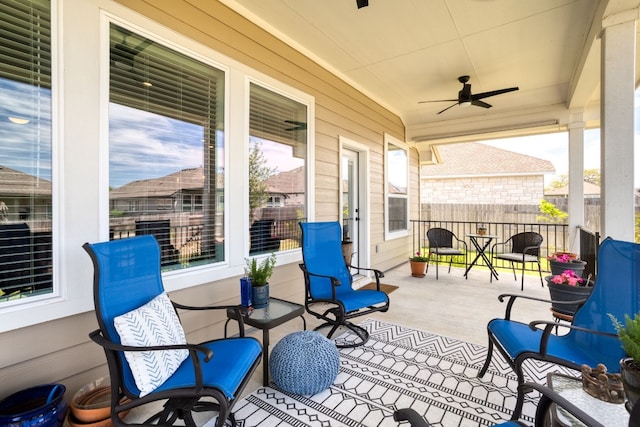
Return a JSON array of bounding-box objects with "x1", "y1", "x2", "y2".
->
[
  {"x1": 393, "y1": 382, "x2": 637, "y2": 427},
  {"x1": 83, "y1": 235, "x2": 262, "y2": 427},
  {"x1": 299, "y1": 221, "x2": 389, "y2": 348},
  {"x1": 478, "y1": 237, "x2": 640, "y2": 420}
]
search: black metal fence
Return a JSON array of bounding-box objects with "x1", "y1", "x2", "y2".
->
[{"x1": 411, "y1": 219, "x2": 599, "y2": 274}]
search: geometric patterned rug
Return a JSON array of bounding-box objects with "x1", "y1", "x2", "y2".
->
[{"x1": 225, "y1": 319, "x2": 577, "y2": 427}]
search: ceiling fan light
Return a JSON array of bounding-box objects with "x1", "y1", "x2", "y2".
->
[{"x1": 460, "y1": 101, "x2": 472, "y2": 107}]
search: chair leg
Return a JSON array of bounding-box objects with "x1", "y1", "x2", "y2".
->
[
  {"x1": 510, "y1": 261, "x2": 517, "y2": 281},
  {"x1": 537, "y1": 262, "x2": 544, "y2": 287},
  {"x1": 447, "y1": 257, "x2": 453, "y2": 274},
  {"x1": 510, "y1": 357, "x2": 531, "y2": 421},
  {"x1": 520, "y1": 264, "x2": 525, "y2": 291},
  {"x1": 478, "y1": 335, "x2": 494, "y2": 378}
]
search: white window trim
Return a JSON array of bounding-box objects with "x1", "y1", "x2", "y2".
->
[
  {"x1": 384, "y1": 133, "x2": 410, "y2": 240},
  {"x1": 0, "y1": 0, "x2": 314, "y2": 332}
]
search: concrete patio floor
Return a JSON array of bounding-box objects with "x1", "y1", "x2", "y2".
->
[{"x1": 240, "y1": 262, "x2": 555, "y2": 398}]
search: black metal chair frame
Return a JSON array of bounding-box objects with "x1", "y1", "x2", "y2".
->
[
  {"x1": 490, "y1": 231, "x2": 543, "y2": 290},
  {"x1": 84, "y1": 238, "x2": 262, "y2": 427},
  {"x1": 393, "y1": 381, "x2": 627, "y2": 427},
  {"x1": 298, "y1": 264, "x2": 389, "y2": 348},
  {"x1": 426, "y1": 228, "x2": 467, "y2": 280}
]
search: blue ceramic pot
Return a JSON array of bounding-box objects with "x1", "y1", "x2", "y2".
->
[
  {"x1": 0, "y1": 383, "x2": 67, "y2": 427},
  {"x1": 252, "y1": 284, "x2": 270, "y2": 308}
]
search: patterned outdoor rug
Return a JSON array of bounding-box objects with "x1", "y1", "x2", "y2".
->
[{"x1": 224, "y1": 319, "x2": 575, "y2": 427}]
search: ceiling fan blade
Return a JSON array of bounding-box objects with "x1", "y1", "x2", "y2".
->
[
  {"x1": 471, "y1": 99, "x2": 492, "y2": 109},
  {"x1": 418, "y1": 99, "x2": 458, "y2": 104},
  {"x1": 471, "y1": 87, "x2": 519, "y2": 101},
  {"x1": 437, "y1": 103, "x2": 458, "y2": 114}
]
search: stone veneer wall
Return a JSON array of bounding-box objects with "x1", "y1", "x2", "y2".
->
[{"x1": 421, "y1": 175, "x2": 544, "y2": 205}]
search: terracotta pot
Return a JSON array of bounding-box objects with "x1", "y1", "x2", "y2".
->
[
  {"x1": 546, "y1": 276, "x2": 593, "y2": 316},
  {"x1": 409, "y1": 260, "x2": 427, "y2": 277},
  {"x1": 621, "y1": 357, "x2": 640, "y2": 413}
]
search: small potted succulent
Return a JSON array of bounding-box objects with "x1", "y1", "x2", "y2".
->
[
  {"x1": 610, "y1": 313, "x2": 640, "y2": 412},
  {"x1": 245, "y1": 253, "x2": 277, "y2": 308},
  {"x1": 409, "y1": 251, "x2": 429, "y2": 278}
]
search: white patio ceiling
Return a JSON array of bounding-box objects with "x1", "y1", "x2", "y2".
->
[{"x1": 220, "y1": 0, "x2": 640, "y2": 146}]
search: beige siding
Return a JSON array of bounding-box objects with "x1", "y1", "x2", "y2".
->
[{"x1": 0, "y1": 0, "x2": 417, "y2": 398}]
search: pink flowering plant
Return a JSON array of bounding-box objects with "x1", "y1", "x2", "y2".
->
[
  {"x1": 550, "y1": 269, "x2": 585, "y2": 286},
  {"x1": 410, "y1": 251, "x2": 429, "y2": 262},
  {"x1": 547, "y1": 252, "x2": 578, "y2": 263}
]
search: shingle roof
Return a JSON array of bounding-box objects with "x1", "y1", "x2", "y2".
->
[
  {"x1": 109, "y1": 167, "x2": 207, "y2": 199},
  {"x1": 0, "y1": 165, "x2": 51, "y2": 196},
  {"x1": 420, "y1": 142, "x2": 555, "y2": 177},
  {"x1": 266, "y1": 166, "x2": 304, "y2": 194}
]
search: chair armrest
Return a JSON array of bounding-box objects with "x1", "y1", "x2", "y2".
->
[
  {"x1": 453, "y1": 237, "x2": 468, "y2": 250},
  {"x1": 527, "y1": 382, "x2": 605, "y2": 427},
  {"x1": 172, "y1": 302, "x2": 249, "y2": 336},
  {"x1": 347, "y1": 265, "x2": 384, "y2": 279},
  {"x1": 90, "y1": 329, "x2": 216, "y2": 392},
  {"x1": 393, "y1": 408, "x2": 430, "y2": 426},
  {"x1": 497, "y1": 293, "x2": 554, "y2": 320},
  {"x1": 522, "y1": 244, "x2": 540, "y2": 256},
  {"x1": 89, "y1": 329, "x2": 214, "y2": 360},
  {"x1": 527, "y1": 320, "x2": 619, "y2": 356},
  {"x1": 299, "y1": 264, "x2": 342, "y2": 286}
]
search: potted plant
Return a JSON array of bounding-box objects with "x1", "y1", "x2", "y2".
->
[
  {"x1": 245, "y1": 253, "x2": 277, "y2": 308},
  {"x1": 546, "y1": 269, "x2": 593, "y2": 316},
  {"x1": 610, "y1": 313, "x2": 640, "y2": 412},
  {"x1": 547, "y1": 252, "x2": 587, "y2": 276},
  {"x1": 409, "y1": 251, "x2": 429, "y2": 277}
]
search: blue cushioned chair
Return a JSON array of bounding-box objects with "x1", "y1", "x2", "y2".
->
[
  {"x1": 299, "y1": 221, "x2": 389, "y2": 347},
  {"x1": 84, "y1": 236, "x2": 262, "y2": 427},
  {"x1": 478, "y1": 237, "x2": 640, "y2": 420},
  {"x1": 394, "y1": 382, "x2": 636, "y2": 427}
]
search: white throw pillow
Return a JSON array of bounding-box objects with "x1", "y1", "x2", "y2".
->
[{"x1": 113, "y1": 292, "x2": 188, "y2": 397}]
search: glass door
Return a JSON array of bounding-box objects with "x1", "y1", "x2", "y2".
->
[{"x1": 342, "y1": 149, "x2": 360, "y2": 268}]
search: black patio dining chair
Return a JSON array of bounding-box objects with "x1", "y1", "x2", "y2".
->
[
  {"x1": 491, "y1": 231, "x2": 543, "y2": 290},
  {"x1": 83, "y1": 235, "x2": 262, "y2": 427},
  {"x1": 426, "y1": 227, "x2": 467, "y2": 280}
]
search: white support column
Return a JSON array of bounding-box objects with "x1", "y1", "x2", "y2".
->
[
  {"x1": 600, "y1": 11, "x2": 637, "y2": 241},
  {"x1": 567, "y1": 115, "x2": 585, "y2": 254}
]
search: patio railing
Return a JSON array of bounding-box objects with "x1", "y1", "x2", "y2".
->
[{"x1": 411, "y1": 220, "x2": 600, "y2": 274}]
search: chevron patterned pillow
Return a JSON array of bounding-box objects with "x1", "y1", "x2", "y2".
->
[{"x1": 113, "y1": 292, "x2": 188, "y2": 396}]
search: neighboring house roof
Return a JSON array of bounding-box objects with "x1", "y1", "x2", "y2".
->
[
  {"x1": 545, "y1": 181, "x2": 601, "y2": 196},
  {"x1": 266, "y1": 166, "x2": 304, "y2": 194},
  {"x1": 420, "y1": 142, "x2": 555, "y2": 177},
  {"x1": 0, "y1": 165, "x2": 51, "y2": 196},
  {"x1": 110, "y1": 167, "x2": 207, "y2": 199}
]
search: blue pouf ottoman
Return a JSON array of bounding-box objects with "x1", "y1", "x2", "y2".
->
[{"x1": 270, "y1": 330, "x2": 340, "y2": 395}]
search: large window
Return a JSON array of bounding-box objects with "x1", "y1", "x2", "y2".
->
[
  {"x1": 108, "y1": 23, "x2": 225, "y2": 270},
  {"x1": 385, "y1": 134, "x2": 409, "y2": 237},
  {"x1": 248, "y1": 83, "x2": 307, "y2": 255},
  {"x1": 0, "y1": 0, "x2": 53, "y2": 302}
]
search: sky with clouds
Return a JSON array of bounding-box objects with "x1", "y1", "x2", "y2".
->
[{"x1": 482, "y1": 91, "x2": 640, "y2": 187}]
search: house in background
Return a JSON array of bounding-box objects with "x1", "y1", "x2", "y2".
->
[{"x1": 421, "y1": 143, "x2": 555, "y2": 204}]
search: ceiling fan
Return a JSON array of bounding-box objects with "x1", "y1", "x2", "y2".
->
[{"x1": 419, "y1": 75, "x2": 519, "y2": 114}]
